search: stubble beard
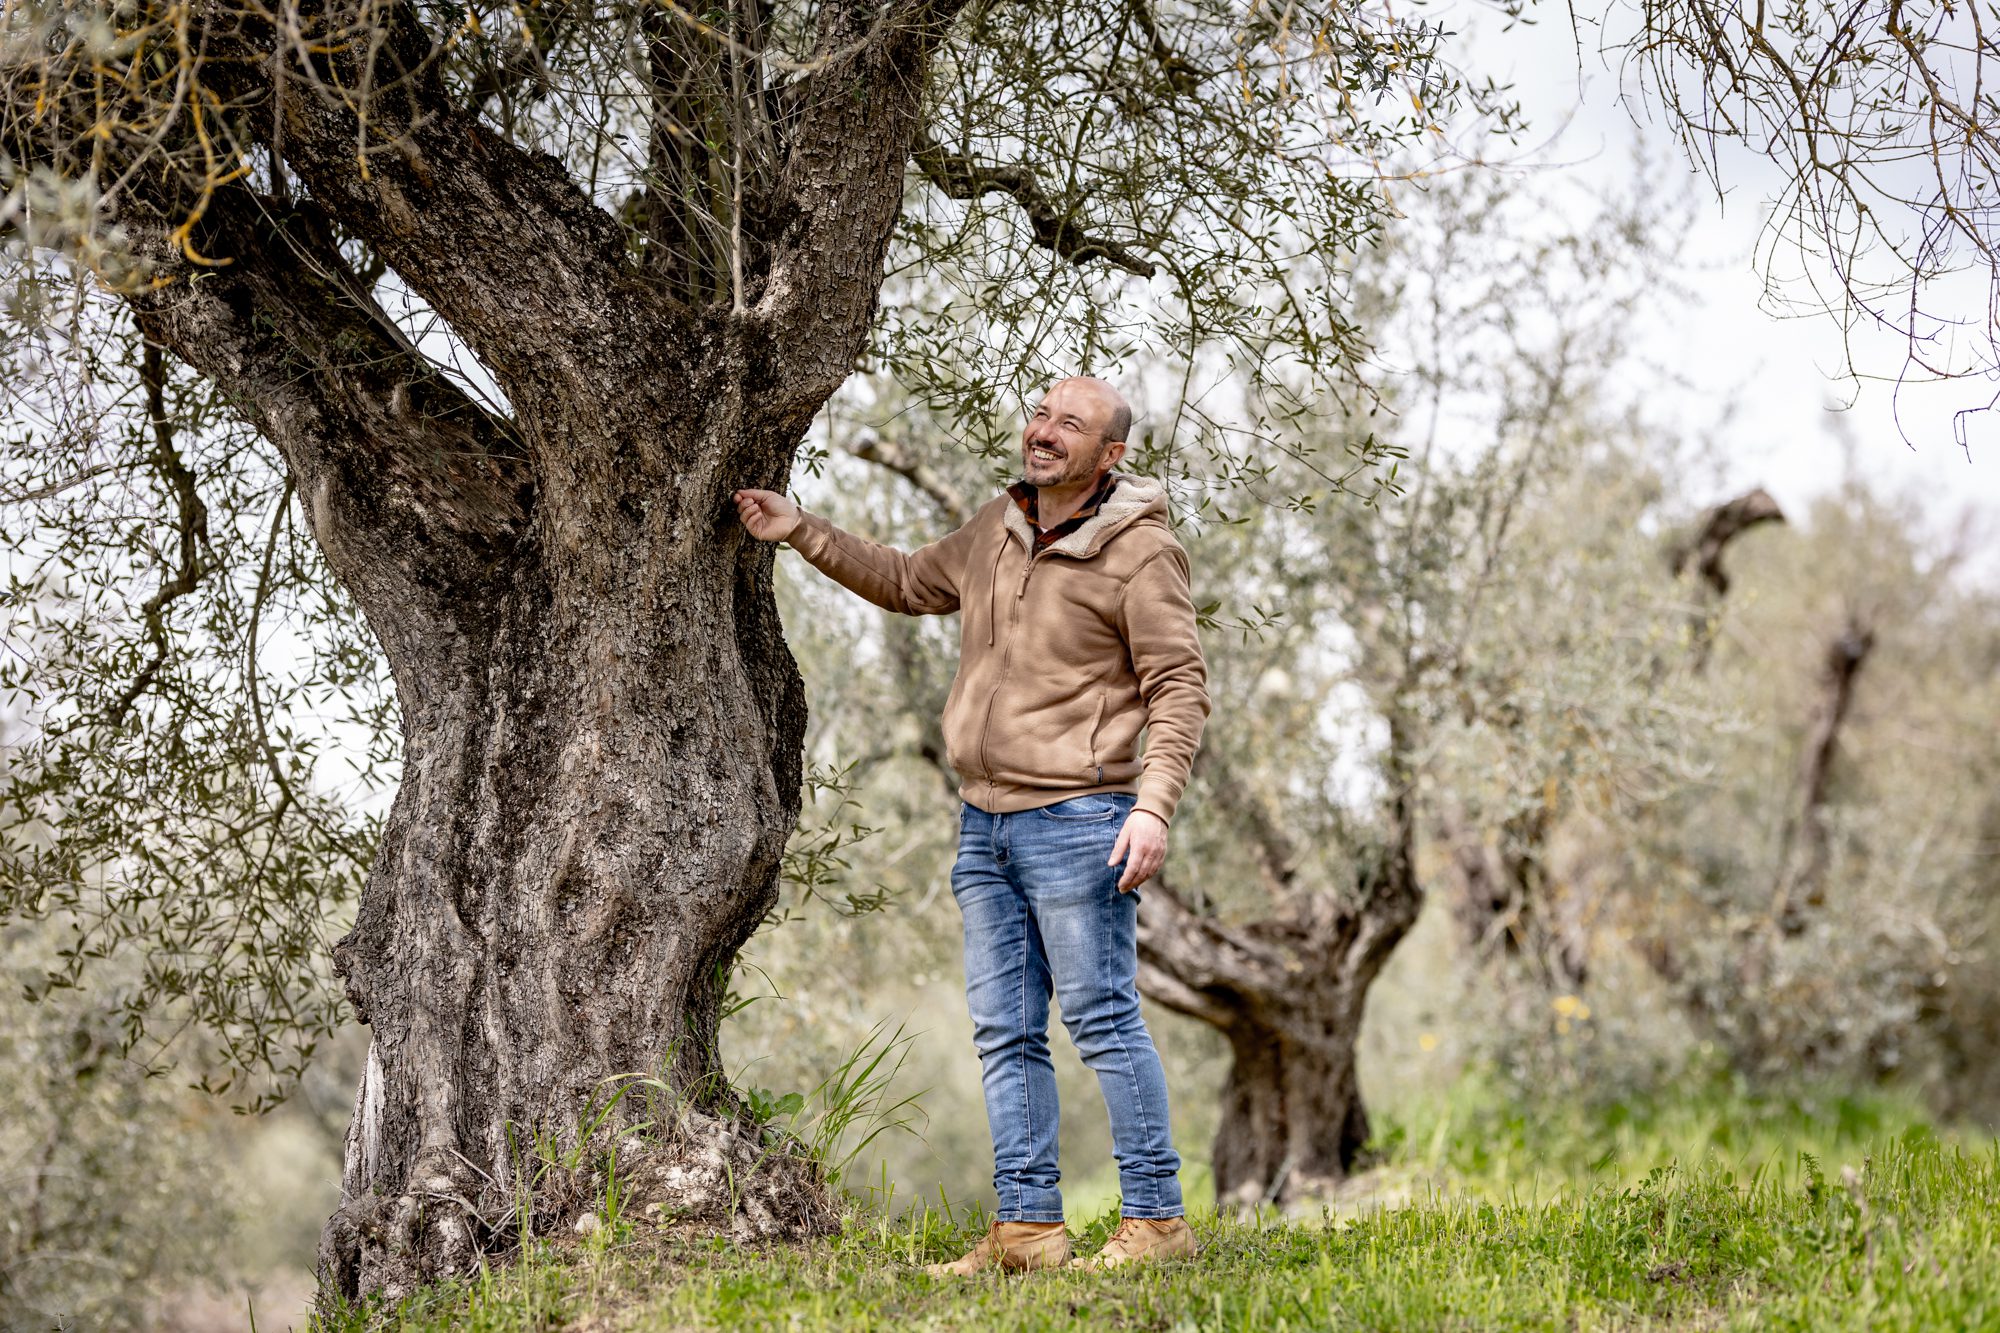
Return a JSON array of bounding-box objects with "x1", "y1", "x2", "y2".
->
[{"x1": 1024, "y1": 440, "x2": 1104, "y2": 488}]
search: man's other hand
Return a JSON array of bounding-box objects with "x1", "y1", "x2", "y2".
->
[
  {"x1": 1109, "y1": 810, "x2": 1169, "y2": 892},
  {"x1": 733, "y1": 488, "x2": 802, "y2": 543}
]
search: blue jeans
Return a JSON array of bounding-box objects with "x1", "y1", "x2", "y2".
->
[{"x1": 950, "y1": 791, "x2": 1183, "y2": 1222}]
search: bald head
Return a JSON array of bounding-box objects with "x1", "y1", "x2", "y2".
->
[{"x1": 1059, "y1": 375, "x2": 1133, "y2": 443}]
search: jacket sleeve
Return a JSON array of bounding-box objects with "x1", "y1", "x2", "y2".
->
[
  {"x1": 785, "y1": 505, "x2": 980, "y2": 617},
  {"x1": 1117, "y1": 542, "x2": 1212, "y2": 826}
]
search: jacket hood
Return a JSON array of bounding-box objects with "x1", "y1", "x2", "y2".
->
[{"x1": 1000, "y1": 472, "x2": 1171, "y2": 560}]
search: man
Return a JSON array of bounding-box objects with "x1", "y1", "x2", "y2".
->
[{"x1": 732, "y1": 376, "x2": 1209, "y2": 1274}]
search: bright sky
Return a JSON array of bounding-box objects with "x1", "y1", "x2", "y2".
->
[{"x1": 1448, "y1": 0, "x2": 2000, "y2": 579}]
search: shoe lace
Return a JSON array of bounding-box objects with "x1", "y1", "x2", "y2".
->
[{"x1": 1105, "y1": 1218, "x2": 1147, "y2": 1250}]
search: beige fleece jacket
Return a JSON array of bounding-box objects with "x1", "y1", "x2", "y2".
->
[{"x1": 786, "y1": 473, "x2": 1210, "y2": 825}]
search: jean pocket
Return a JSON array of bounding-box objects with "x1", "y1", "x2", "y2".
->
[{"x1": 1039, "y1": 793, "x2": 1130, "y2": 822}]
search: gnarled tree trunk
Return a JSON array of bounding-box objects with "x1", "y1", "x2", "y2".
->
[
  {"x1": 310, "y1": 397, "x2": 827, "y2": 1296},
  {"x1": 1211, "y1": 1017, "x2": 1373, "y2": 1202},
  {"x1": 1137, "y1": 763, "x2": 1420, "y2": 1209},
  {"x1": 1767, "y1": 614, "x2": 1875, "y2": 935},
  {"x1": 1439, "y1": 799, "x2": 1592, "y2": 989}
]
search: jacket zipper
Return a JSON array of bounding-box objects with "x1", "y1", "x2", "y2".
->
[{"x1": 977, "y1": 540, "x2": 1046, "y2": 807}]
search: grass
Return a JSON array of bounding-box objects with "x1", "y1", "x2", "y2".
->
[{"x1": 313, "y1": 1076, "x2": 2000, "y2": 1332}]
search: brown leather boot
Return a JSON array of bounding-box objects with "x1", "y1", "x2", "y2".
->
[
  {"x1": 1068, "y1": 1216, "x2": 1197, "y2": 1270},
  {"x1": 921, "y1": 1220, "x2": 1072, "y2": 1276}
]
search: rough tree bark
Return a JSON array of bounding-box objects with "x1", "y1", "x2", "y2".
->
[{"x1": 3, "y1": 0, "x2": 971, "y2": 1298}]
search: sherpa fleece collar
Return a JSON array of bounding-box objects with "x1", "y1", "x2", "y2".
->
[{"x1": 1000, "y1": 472, "x2": 1170, "y2": 560}]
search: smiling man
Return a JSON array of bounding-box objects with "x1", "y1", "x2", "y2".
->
[{"x1": 733, "y1": 376, "x2": 1210, "y2": 1273}]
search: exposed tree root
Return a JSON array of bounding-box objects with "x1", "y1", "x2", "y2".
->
[{"x1": 316, "y1": 1106, "x2": 839, "y2": 1309}]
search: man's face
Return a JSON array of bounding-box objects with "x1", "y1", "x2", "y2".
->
[{"x1": 1022, "y1": 380, "x2": 1121, "y2": 487}]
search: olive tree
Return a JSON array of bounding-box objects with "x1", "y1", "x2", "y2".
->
[{"x1": 0, "y1": 0, "x2": 1990, "y2": 1300}]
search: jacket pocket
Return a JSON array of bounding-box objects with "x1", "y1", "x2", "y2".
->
[
  {"x1": 1085, "y1": 692, "x2": 1107, "y2": 783},
  {"x1": 940, "y1": 666, "x2": 977, "y2": 779}
]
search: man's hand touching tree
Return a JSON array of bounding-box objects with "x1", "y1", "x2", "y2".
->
[
  {"x1": 1110, "y1": 810, "x2": 1169, "y2": 893},
  {"x1": 734, "y1": 490, "x2": 802, "y2": 544}
]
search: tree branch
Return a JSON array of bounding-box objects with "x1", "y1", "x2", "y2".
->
[
  {"x1": 636, "y1": 0, "x2": 784, "y2": 306},
  {"x1": 1124, "y1": 0, "x2": 1211, "y2": 95},
  {"x1": 267, "y1": 1, "x2": 653, "y2": 395},
  {"x1": 749, "y1": 0, "x2": 972, "y2": 417},
  {"x1": 2, "y1": 0, "x2": 656, "y2": 410},
  {"x1": 123, "y1": 185, "x2": 531, "y2": 640},
  {"x1": 1136, "y1": 872, "x2": 1294, "y2": 1003},
  {"x1": 913, "y1": 138, "x2": 1158, "y2": 278},
  {"x1": 1770, "y1": 614, "x2": 1874, "y2": 934},
  {"x1": 1670, "y1": 487, "x2": 1787, "y2": 596},
  {"x1": 1135, "y1": 874, "x2": 1251, "y2": 1027},
  {"x1": 1136, "y1": 956, "x2": 1237, "y2": 1028},
  {"x1": 842, "y1": 431, "x2": 972, "y2": 527},
  {"x1": 99, "y1": 343, "x2": 213, "y2": 728}
]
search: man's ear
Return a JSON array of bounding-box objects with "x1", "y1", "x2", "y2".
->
[{"x1": 1103, "y1": 439, "x2": 1129, "y2": 472}]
